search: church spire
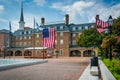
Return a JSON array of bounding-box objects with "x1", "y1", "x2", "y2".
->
[
  {"x1": 20, "y1": 2, "x2": 24, "y2": 22},
  {"x1": 19, "y1": 2, "x2": 25, "y2": 30}
]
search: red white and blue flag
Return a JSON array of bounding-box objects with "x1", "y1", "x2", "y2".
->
[
  {"x1": 97, "y1": 28, "x2": 105, "y2": 33},
  {"x1": 96, "y1": 18, "x2": 110, "y2": 28},
  {"x1": 42, "y1": 28, "x2": 55, "y2": 49}
]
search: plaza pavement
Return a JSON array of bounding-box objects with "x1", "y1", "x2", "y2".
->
[{"x1": 0, "y1": 57, "x2": 90, "y2": 80}]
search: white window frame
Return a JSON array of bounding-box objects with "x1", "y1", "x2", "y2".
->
[
  {"x1": 28, "y1": 36, "x2": 31, "y2": 39},
  {"x1": 20, "y1": 37, "x2": 22, "y2": 40},
  {"x1": 72, "y1": 33, "x2": 76, "y2": 37},
  {"x1": 60, "y1": 25, "x2": 63, "y2": 30},
  {"x1": 60, "y1": 39, "x2": 63, "y2": 45},
  {"x1": 36, "y1": 34, "x2": 39, "y2": 38},
  {"x1": 73, "y1": 27, "x2": 76, "y2": 31},
  {"x1": 78, "y1": 27, "x2": 82, "y2": 30},
  {"x1": 60, "y1": 32, "x2": 63, "y2": 37},
  {"x1": 85, "y1": 26, "x2": 88, "y2": 29},
  {"x1": 24, "y1": 36, "x2": 27, "y2": 39},
  {"x1": 72, "y1": 40, "x2": 76, "y2": 45}
]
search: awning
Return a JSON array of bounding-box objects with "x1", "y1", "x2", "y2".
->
[{"x1": 24, "y1": 47, "x2": 48, "y2": 50}]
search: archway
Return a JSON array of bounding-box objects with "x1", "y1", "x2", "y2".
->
[
  {"x1": 83, "y1": 50, "x2": 95, "y2": 57},
  {"x1": 24, "y1": 50, "x2": 32, "y2": 56},
  {"x1": 6, "y1": 51, "x2": 13, "y2": 56},
  {"x1": 15, "y1": 50, "x2": 22, "y2": 56},
  {"x1": 70, "y1": 50, "x2": 81, "y2": 57}
]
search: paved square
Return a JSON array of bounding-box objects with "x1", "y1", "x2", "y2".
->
[{"x1": 0, "y1": 57, "x2": 90, "y2": 80}]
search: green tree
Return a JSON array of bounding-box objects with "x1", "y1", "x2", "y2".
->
[
  {"x1": 77, "y1": 28, "x2": 104, "y2": 47},
  {"x1": 112, "y1": 17, "x2": 120, "y2": 36}
]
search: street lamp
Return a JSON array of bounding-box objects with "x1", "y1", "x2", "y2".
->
[{"x1": 108, "y1": 15, "x2": 113, "y2": 60}]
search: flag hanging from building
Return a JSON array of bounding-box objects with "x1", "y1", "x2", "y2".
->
[
  {"x1": 96, "y1": 18, "x2": 110, "y2": 28},
  {"x1": 42, "y1": 28, "x2": 55, "y2": 49},
  {"x1": 97, "y1": 28, "x2": 105, "y2": 33}
]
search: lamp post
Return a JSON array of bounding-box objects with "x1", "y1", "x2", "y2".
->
[{"x1": 108, "y1": 15, "x2": 113, "y2": 60}]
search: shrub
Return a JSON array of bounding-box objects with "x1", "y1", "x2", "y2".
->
[{"x1": 103, "y1": 58, "x2": 120, "y2": 80}]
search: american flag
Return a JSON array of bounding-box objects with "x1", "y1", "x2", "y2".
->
[
  {"x1": 97, "y1": 28, "x2": 105, "y2": 33},
  {"x1": 42, "y1": 28, "x2": 55, "y2": 49},
  {"x1": 96, "y1": 18, "x2": 110, "y2": 28}
]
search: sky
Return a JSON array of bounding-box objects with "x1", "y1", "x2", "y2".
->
[{"x1": 0, "y1": 0, "x2": 120, "y2": 32}]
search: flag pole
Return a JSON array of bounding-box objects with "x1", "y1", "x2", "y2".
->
[
  {"x1": 41, "y1": 17, "x2": 45, "y2": 59},
  {"x1": 33, "y1": 18, "x2": 35, "y2": 58},
  {"x1": 9, "y1": 21, "x2": 12, "y2": 59}
]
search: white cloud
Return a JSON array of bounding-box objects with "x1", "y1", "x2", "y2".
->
[
  {"x1": 12, "y1": 20, "x2": 19, "y2": 32},
  {"x1": 24, "y1": 13, "x2": 40, "y2": 28},
  {"x1": 11, "y1": 13, "x2": 41, "y2": 32},
  {"x1": 33, "y1": 0, "x2": 46, "y2": 6},
  {"x1": 0, "y1": 5, "x2": 4, "y2": 11},
  {"x1": 51, "y1": 1, "x2": 120, "y2": 24}
]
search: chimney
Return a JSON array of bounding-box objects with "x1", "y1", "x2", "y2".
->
[
  {"x1": 65, "y1": 14, "x2": 69, "y2": 25},
  {"x1": 95, "y1": 14, "x2": 99, "y2": 19},
  {"x1": 41, "y1": 17, "x2": 45, "y2": 26}
]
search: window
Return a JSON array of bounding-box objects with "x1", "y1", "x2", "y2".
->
[
  {"x1": 28, "y1": 42, "x2": 31, "y2": 46},
  {"x1": 28, "y1": 36, "x2": 31, "y2": 39},
  {"x1": 73, "y1": 27, "x2": 76, "y2": 31},
  {"x1": 20, "y1": 32, "x2": 22, "y2": 35},
  {"x1": 24, "y1": 31, "x2": 26, "y2": 34},
  {"x1": 20, "y1": 37, "x2": 22, "y2": 40},
  {"x1": 78, "y1": 27, "x2": 82, "y2": 30},
  {"x1": 24, "y1": 36, "x2": 27, "y2": 39},
  {"x1": 29, "y1": 31, "x2": 31, "y2": 34},
  {"x1": 60, "y1": 32, "x2": 63, "y2": 37},
  {"x1": 72, "y1": 33, "x2": 76, "y2": 37},
  {"x1": 36, "y1": 40, "x2": 39, "y2": 46},
  {"x1": 60, "y1": 49, "x2": 63, "y2": 56},
  {"x1": 20, "y1": 42, "x2": 22, "y2": 46},
  {"x1": 82, "y1": 26, "x2": 84, "y2": 30},
  {"x1": 60, "y1": 39, "x2": 63, "y2": 45},
  {"x1": 26, "y1": 31, "x2": 28, "y2": 34},
  {"x1": 24, "y1": 42, "x2": 26, "y2": 46},
  {"x1": 85, "y1": 26, "x2": 88, "y2": 29},
  {"x1": 36, "y1": 34, "x2": 39, "y2": 38},
  {"x1": 60, "y1": 25, "x2": 63, "y2": 30},
  {"x1": 72, "y1": 40, "x2": 76, "y2": 45}
]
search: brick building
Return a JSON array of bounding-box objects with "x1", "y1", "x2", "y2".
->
[{"x1": 0, "y1": 3, "x2": 98, "y2": 58}]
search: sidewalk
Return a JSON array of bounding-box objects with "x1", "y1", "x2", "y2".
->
[{"x1": 79, "y1": 64, "x2": 99, "y2": 80}]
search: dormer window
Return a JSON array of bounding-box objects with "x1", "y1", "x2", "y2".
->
[
  {"x1": 24, "y1": 31, "x2": 26, "y2": 34},
  {"x1": 60, "y1": 25, "x2": 63, "y2": 30},
  {"x1": 73, "y1": 27, "x2": 76, "y2": 31},
  {"x1": 29, "y1": 31, "x2": 31, "y2": 34},
  {"x1": 78, "y1": 27, "x2": 82, "y2": 30},
  {"x1": 85, "y1": 26, "x2": 88, "y2": 29}
]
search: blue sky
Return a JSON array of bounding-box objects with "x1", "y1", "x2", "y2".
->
[{"x1": 0, "y1": 0, "x2": 120, "y2": 32}]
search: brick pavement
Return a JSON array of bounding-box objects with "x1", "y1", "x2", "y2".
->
[{"x1": 0, "y1": 57, "x2": 90, "y2": 80}]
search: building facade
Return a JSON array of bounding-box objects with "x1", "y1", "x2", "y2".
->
[{"x1": 0, "y1": 4, "x2": 98, "y2": 58}]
